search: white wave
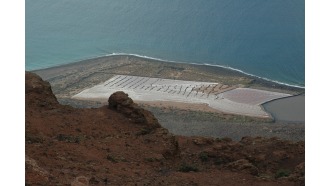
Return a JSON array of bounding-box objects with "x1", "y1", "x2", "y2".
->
[
  {"x1": 32, "y1": 52, "x2": 304, "y2": 89},
  {"x1": 102, "y1": 53, "x2": 305, "y2": 89}
]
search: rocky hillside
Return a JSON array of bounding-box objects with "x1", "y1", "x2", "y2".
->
[{"x1": 25, "y1": 72, "x2": 304, "y2": 185}]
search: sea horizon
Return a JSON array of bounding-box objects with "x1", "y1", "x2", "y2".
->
[{"x1": 26, "y1": 0, "x2": 305, "y2": 87}]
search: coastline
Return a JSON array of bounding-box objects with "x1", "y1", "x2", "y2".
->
[
  {"x1": 32, "y1": 54, "x2": 305, "y2": 120},
  {"x1": 32, "y1": 53, "x2": 305, "y2": 89},
  {"x1": 31, "y1": 54, "x2": 304, "y2": 140},
  {"x1": 108, "y1": 53, "x2": 305, "y2": 89}
]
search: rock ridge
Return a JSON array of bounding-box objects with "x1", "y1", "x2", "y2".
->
[{"x1": 108, "y1": 91, "x2": 161, "y2": 130}]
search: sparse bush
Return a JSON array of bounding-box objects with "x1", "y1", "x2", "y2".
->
[
  {"x1": 214, "y1": 158, "x2": 223, "y2": 165},
  {"x1": 56, "y1": 134, "x2": 84, "y2": 143},
  {"x1": 199, "y1": 152, "x2": 209, "y2": 162},
  {"x1": 215, "y1": 137, "x2": 232, "y2": 142},
  {"x1": 106, "y1": 154, "x2": 117, "y2": 163},
  {"x1": 145, "y1": 158, "x2": 155, "y2": 162},
  {"x1": 178, "y1": 163, "x2": 199, "y2": 172},
  {"x1": 136, "y1": 127, "x2": 152, "y2": 135},
  {"x1": 26, "y1": 134, "x2": 44, "y2": 144},
  {"x1": 275, "y1": 169, "x2": 291, "y2": 178}
]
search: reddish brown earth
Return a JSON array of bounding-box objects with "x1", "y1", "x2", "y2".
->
[{"x1": 25, "y1": 72, "x2": 305, "y2": 186}]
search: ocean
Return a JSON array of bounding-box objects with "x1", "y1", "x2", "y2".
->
[{"x1": 26, "y1": 0, "x2": 305, "y2": 87}]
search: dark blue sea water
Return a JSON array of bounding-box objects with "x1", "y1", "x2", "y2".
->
[{"x1": 26, "y1": 0, "x2": 305, "y2": 87}]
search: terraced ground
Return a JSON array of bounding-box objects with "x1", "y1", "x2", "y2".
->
[{"x1": 73, "y1": 75, "x2": 291, "y2": 118}]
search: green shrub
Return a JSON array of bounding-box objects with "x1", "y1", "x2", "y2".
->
[
  {"x1": 178, "y1": 163, "x2": 199, "y2": 172},
  {"x1": 214, "y1": 158, "x2": 223, "y2": 165},
  {"x1": 199, "y1": 152, "x2": 209, "y2": 162},
  {"x1": 215, "y1": 137, "x2": 232, "y2": 142},
  {"x1": 26, "y1": 134, "x2": 44, "y2": 144},
  {"x1": 275, "y1": 169, "x2": 291, "y2": 178},
  {"x1": 106, "y1": 154, "x2": 117, "y2": 163},
  {"x1": 56, "y1": 134, "x2": 80, "y2": 143},
  {"x1": 144, "y1": 158, "x2": 155, "y2": 162},
  {"x1": 136, "y1": 127, "x2": 152, "y2": 135}
]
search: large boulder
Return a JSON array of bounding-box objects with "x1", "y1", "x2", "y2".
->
[
  {"x1": 108, "y1": 91, "x2": 161, "y2": 129},
  {"x1": 108, "y1": 91, "x2": 134, "y2": 108},
  {"x1": 225, "y1": 159, "x2": 259, "y2": 176},
  {"x1": 25, "y1": 72, "x2": 58, "y2": 109}
]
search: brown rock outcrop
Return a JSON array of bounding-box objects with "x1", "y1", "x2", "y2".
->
[
  {"x1": 289, "y1": 162, "x2": 305, "y2": 184},
  {"x1": 70, "y1": 176, "x2": 89, "y2": 186},
  {"x1": 225, "y1": 159, "x2": 259, "y2": 176},
  {"x1": 25, "y1": 156, "x2": 49, "y2": 184},
  {"x1": 25, "y1": 72, "x2": 58, "y2": 109},
  {"x1": 108, "y1": 91, "x2": 161, "y2": 129}
]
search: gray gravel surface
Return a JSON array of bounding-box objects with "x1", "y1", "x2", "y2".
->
[{"x1": 59, "y1": 98, "x2": 304, "y2": 142}]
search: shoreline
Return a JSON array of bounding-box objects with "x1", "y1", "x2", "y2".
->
[
  {"x1": 108, "y1": 53, "x2": 306, "y2": 89},
  {"x1": 32, "y1": 54, "x2": 304, "y2": 123},
  {"x1": 30, "y1": 55, "x2": 304, "y2": 140},
  {"x1": 31, "y1": 53, "x2": 305, "y2": 89}
]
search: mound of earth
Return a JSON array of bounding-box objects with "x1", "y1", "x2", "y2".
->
[{"x1": 25, "y1": 72, "x2": 304, "y2": 185}]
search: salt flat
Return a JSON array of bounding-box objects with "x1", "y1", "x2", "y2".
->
[{"x1": 73, "y1": 75, "x2": 291, "y2": 118}]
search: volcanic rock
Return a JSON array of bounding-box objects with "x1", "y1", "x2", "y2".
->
[
  {"x1": 108, "y1": 91, "x2": 161, "y2": 129},
  {"x1": 225, "y1": 159, "x2": 259, "y2": 176},
  {"x1": 25, "y1": 72, "x2": 58, "y2": 109}
]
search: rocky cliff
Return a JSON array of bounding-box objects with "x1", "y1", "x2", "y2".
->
[{"x1": 25, "y1": 72, "x2": 304, "y2": 185}]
